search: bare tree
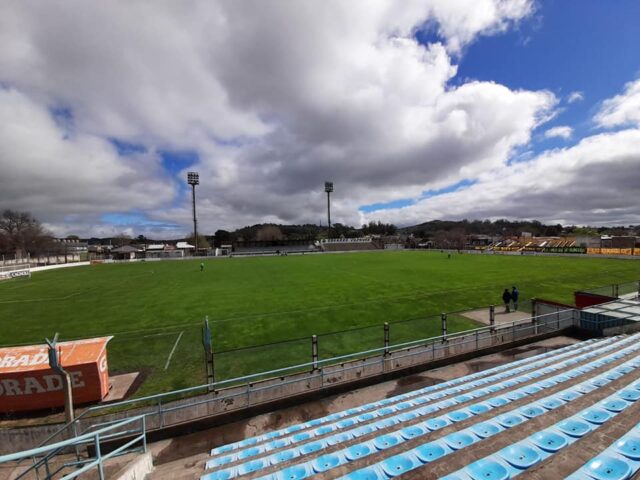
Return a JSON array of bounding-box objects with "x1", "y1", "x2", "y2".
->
[{"x1": 0, "y1": 210, "x2": 53, "y2": 257}]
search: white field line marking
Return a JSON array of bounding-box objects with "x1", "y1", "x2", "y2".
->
[
  {"x1": 164, "y1": 330, "x2": 184, "y2": 370},
  {"x1": 143, "y1": 331, "x2": 180, "y2": 338}
]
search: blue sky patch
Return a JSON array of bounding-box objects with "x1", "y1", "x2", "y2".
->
[{"x1": 360, "y1": 178, "x2": 477, "y2": 213}]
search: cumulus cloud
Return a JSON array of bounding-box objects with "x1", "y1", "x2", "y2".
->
[
  {"x1": 0, "y1": 1, "x2": 571, "y2": 236},
  {"x1": 594, "y1": 79, "x2": 640, "y2": 128},
  {"x1": 0, "y1": 88, "x2": 176, "y2": 225},
  {"x1": 567, "y1": 91, "x2": 584, "y2": 104},
  {"x1": 363, "y1": 128, "x2": 640, "y2": 227},
  {"x1": 544, "y1": 125, "x2": 573, "y2": 139}
]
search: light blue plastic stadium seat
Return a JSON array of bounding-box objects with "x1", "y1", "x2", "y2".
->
[
  {"x1": 455, "y1": 394, "x2": 473, "y2": 403},
  {"x1": 505, "y1": 390, "x2": 526, "y2": 401},
  {"x1": 498, "y1": 443, "x2": 541, "y2": 469},
  {"x1": 539, "y1": 379, "x2": 557, "y2": 388},
  {"x1": 380, "y1": 453, "x2": 421, "y2": 477},
  {"x1": 316, "y1": 425, "x2": 334, "y2": 435},
  {"x1": 496, "y1": 413, "x2": 525, "y2": 428},
  {"x1": 376, "y1": 418, "x2": 399, "y2": 429},
  {"x1": 469, "y1": 403, "x2": 490, "y2": 415},
  {"x1": 530, "y1": 430, "x2": 568, "y2": 452},
  {"x1": 615, "y1": 436, "x2": 640, "y2": 460},
  {"x1": 357, "y1": 412, "x2": 376, "y2": 422},
  {"x1": 471, "y1": 421, "x2": 502, "y2": 439},
  {"x1": 581, "y1": 408, "x2": 611, "y2": 425},
  {"x1": 299, "y1": 441, "x2": 324, "y2": 455},
  {"x1": 519, "y1": 405, "x2": 545, "y2": 418},
  {"x1": 311, "y1": 453, "x2": 343, "y2": 473},
  {"x1": 338, "y1": 418, "x2": 356, "y2": 428},
  {"x1": 268, "y1": 439, "x2": 289, "y2": 450},
  {"x1": 466, "y1": 458, "x2": 510, "y2": 480},
  {"x1": 292, "y1": 432, "x2": 311, "y2": 442},
  {"x1": 601, "y1": 398, "x2": 629, "y2": 412},
  {"x1": 425, "y1": 417, "x2": 450, "y2": 431},
  {"x1": 558, "y1": 390, "x2": 581, "y2": 402},
  {"x1": 414, "y1": 442, "x2": 447, "y2": 463},
  {"x1": 352, "y1": 425, "x2": 375, "y2": 437},
  {"x1": 274, "y1": 463, "x2": 313, "y2": 480},
  {"x1": 238, "y1": 458, "x2": 266, "y2": 475},
  {"x1": 345, "y1": 443, "x2": 373, "y2": 461},
  {"x1": 342, "y1": 466, "x2": 387, "y2": 480},
  {"x1": 557, "y1": 418, "x2": 592, "y2": 437},
  {"x1": 619, "y1": 389, "x2": 640, "y2": 402},
  {"x1": 271, "y1": 449, "x2": 296, "y2": 464},
  {"x1": 582, "y1": 455, "x2": 632, "y2": 480},
  {"x1": 201, "y1": 469, "x2": 236, "y2": 480},
  {"x1": 373, "y1": 433, "x2": 401, "y2": 450},
  {"x1": 238, "y1": 437, "x2": 258, "y2": 447},
  {"x1": 522, "y1": 385, "x2": 542, "y2": 395},
  {"x1": 539, "y1": 397, "x2": 565, "y2": 410},
  {"x1": 400, "y1": 424, "x2": 426, "y2": 440},
  {"x1": 326, "y1": 431, "x2": 354, "y2": 446},
  {"x1": 444, "y1": 431, "x2": 476, "y2": 450},
  {"x1": 238, "y1": 446, "x2": 262, "y2": 459},
  {"x1": 398, "y1": 411, "x2": 417, "y2": 422},
  {"x1": 488, "y1": 396, "x2": 509, "y2": 408},
  {"x1": 448, "y1": 410, "x2": 471, "y2": 422}
]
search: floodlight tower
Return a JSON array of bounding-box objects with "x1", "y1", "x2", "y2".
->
[
  {"x1": 187, "y1": 172, "x2": 200, "y2": 255},
  {"x1": 324, "y1": 181, "x2": 333, "y2": 238}
]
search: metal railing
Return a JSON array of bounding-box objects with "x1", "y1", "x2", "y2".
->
[
  {"x1": 0, "y1": 415, "x2": 146, "y2": 480},
  {"x1": 32, "y1": 308, "x2": 577, "y2": 449}
]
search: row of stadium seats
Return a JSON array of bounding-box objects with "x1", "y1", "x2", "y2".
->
[
  {"x1": 349, "y1": 351, "x2": 640, "y2": 479},
  {"x1": 202, "y1": 337, "x2": 640, "y2": 480},
  {"x1": 201, "y1": 333, "x2": 640, "y2": 480},
  {"x1": 206, "y1": 336, "x2": 608, "y2": 466}
]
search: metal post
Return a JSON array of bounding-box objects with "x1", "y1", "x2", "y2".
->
[
  {"x1": 95, "y1": 434, "x2": 104, "y2": 480},
  {"x1": 203, "y1": 317, "x2": 215, "y2": 391},
  {"x1": 311, "y1": 335, "x2": 319, "y2": 370},
  {"x1": 383, "y1": 323, "x2": 390, "y2": 356},
  {"x1": 46, "y1": 335, "x2": 75, "y2": 427},
  {"x1": 489, "y1": 305, "x2": 495, "y2": 331},
  {"x1": 531, "y1": 298, "x2": 538, "y2": 335},
  {"x1": 441, "y1": 313, "x2": 447, "y2": 342},
  {"x1": 325, "y1": 182, "x2": 333, "y2": 238},
  {"x1": 614, "y1": 284, "x2": 619, "y2": 298},
  {"x1": 475, "y1": 329, "x2": 479, "y2": 350},
  {"x1": 192, "y1": 184, "x2": 198, "y2": 255},
  {"x1": 327, "y1": 192, "x2": 331, "y2": 235}
]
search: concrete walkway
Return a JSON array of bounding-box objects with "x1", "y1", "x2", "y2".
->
[{"x1": 460, "y1": 307, "x2": 531, "y2": 325}]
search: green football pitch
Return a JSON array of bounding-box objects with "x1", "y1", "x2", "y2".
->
[{"x1": 0, "y1": 251, "x2": 638, "y2": 397}]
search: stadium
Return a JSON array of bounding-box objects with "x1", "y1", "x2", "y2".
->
[{"x1": 3, "y1": 2, "x2": 640, "y2": 480}]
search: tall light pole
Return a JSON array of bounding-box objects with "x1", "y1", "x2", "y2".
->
[
  {"x1": 187, "y1": 172, "x2": 199, "y2": 255},
  {"x1": 325, "y1": 181, "x2": 333, "y2": 238}
]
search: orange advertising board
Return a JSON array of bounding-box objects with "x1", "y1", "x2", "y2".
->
[{"x1": 0, "y1": 337, "x2": 112, "y2": 413}]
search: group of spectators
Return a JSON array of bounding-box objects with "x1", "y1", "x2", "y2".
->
[{"x1": 502, "y1": 286, "x2": 519, "y2": 313}]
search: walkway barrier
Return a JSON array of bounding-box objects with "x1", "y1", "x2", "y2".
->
[{"x1": 0, "y1": 415, "x2": 146, "y2": 480}]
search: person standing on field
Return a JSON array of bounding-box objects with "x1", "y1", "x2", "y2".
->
[
  {"x1": 502, "y1": 288, "x2": 512, "y2": 313},
  {"x1": 511, "y1": 286, "x2": 519, "y2": 311}
]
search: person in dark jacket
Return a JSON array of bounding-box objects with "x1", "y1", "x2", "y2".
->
[
  {"x1": 502, "y1": 288, "x2": 512, "y2": 313},
  {"x1": 511, "y1": 286, "x2": 519, "y2": 311}
]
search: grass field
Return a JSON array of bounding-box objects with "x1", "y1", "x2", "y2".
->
[{"x1": 0, "y1": 251, "x2": 638, "y2": 397}]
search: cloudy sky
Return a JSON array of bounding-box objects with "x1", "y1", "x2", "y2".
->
[{"x1": 1, "y1": 1, "x2": 639, "y2": 238}]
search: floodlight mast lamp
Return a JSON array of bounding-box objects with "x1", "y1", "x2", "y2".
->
[
  {"x1": 187, "y1": 172, "x2": 199, "y2": 255},
  {"x1": 324, "y1": 181, "x2": 333, "y2": 238}
]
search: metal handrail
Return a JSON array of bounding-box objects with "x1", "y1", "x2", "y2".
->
[
  {"x1": 74, "y1": 309, "x2": 572, "y2": 419},
  {"x1": 0, "y1": 416, "x2": 146, "y2": 480},
  {"x1": 0, "y1": 415, "x2": 145, "y2": 463}
]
